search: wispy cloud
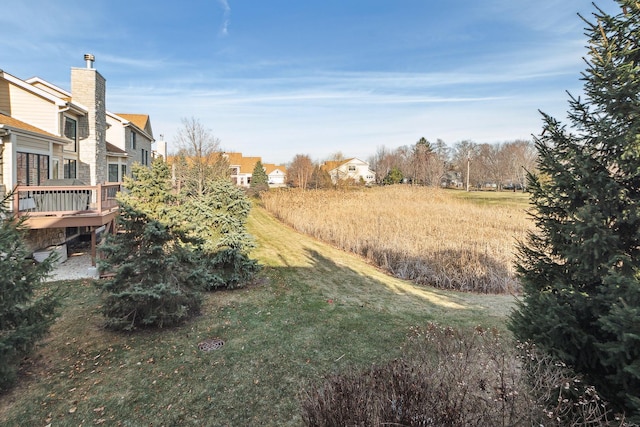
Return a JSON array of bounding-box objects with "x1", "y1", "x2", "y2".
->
[
  {"x1": 218, "y1": 0, "x2": 231, "y2": 36},
  {"x1": 97, "y1": 53, "x2": 169, "y2": 69}
]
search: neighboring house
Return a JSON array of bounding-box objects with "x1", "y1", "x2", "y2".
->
[
  {"x1": 321, "y1": 158, "x2": 376, "y2": 185},
  {"x1": 225, "y1": 152, "x2": 287, "y2": 188},
  {"x1": 441, "y1": 171, "x2": 463, "y2": 188},
  {"x1": 0, "y1": 55, "x2": 154, "y2": 259},
  {"x1": 264, "y1": 163, "x2": 286, "y2": 187},
  {"x1": 106, "y1": 112, "x2": 154, "y2": 182}
]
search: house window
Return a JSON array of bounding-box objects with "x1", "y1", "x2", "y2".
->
[
  {"x1": 64, "y1": 159, "x2": 77, "y2": 179},
  {"x1": 348, "y1": 165, "x2": 356, "y2": 172},
  {"x1": 64, "y1": 117, "x2": 77, "y2": 152},
  {"x1": 130, "y1": 131, "x2": 137, "y2": 150},
  {"x1": 121, "y1": 164, "x2": 127, "y2": 179},
  {"x1": 108, "y1": 164, "x2": 119, "y2": 182},
  {"x1": 17, "y1": 152, "x2": 49, "y2": 185}
]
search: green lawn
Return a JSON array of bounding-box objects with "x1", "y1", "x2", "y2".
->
[
  {"x1": 448, "y1": 188, "x2": 532, "y2": 208},
  {"x1": 0, "y1": 205, "x2": 514, "y2": 426}
]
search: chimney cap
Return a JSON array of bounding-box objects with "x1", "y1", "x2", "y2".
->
[{"x1": 84, "y1": 54, "x2": 95, "y2": 69}]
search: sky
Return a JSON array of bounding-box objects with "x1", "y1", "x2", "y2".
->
[{"x1": 1, "y1": 0, "x2": 624, "y2": 165}]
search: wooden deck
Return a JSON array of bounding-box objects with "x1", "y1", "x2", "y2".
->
[
  {"x1": 13, "y1": 183, "x2": 121, "y2": 229},
  {"x1": 13, "y1": 183, "x2": 122, "y2": 266}
]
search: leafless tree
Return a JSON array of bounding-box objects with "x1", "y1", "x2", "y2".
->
[
  {"x1": 502, "y1": 139, "x2": 538, "y2": 191},
  {"x1": 425, "y1": 139, "x2": 449, "y2": 187},
  {"x1": 287, "y1": 154, "x2": 314, "y2": 189},
  {"x1": 172, "y1": 117, "x2": 228, "y2": 196}
]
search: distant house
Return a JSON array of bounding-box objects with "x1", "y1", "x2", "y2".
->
[
  {"x1": 264, "y1": 163, "x2": 286, "y2": 187},
  {"x1": 441, "y1": 171, "x2": 463, "y2": 188},
  {"x1": 321, "y1": 158, "x2": 376, "y2": 185},
  {"x1": 224, "y1": 152, "x2": 287, "y2": 188}
]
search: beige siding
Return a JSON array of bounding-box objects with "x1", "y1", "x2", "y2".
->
[
  {"x1": 0, "y1": 79, "x2": 10, "y2": 113},
  {"x1": 5, "y1": 82, "x2": 59, "y2": 134},
  {"x1": 105, "y1": 115, "x2": 126, "y2": 149},
  {"x1": 16, "y1": 135, "x2": 51, "y2": 153},
  {"x1": 29, "y1": 81, "x2": 68, "y2": 98}
]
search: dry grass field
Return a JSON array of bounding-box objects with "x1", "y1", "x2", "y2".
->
[{"x1": 261, "y1": 186, "x2": 533, "y2": 294}]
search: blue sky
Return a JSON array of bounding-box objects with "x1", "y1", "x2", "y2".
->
[{"x1": 2, "y1": 1, "x2": 623, "y2": 165}]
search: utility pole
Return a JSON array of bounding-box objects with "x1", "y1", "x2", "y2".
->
[{"x1": 466, "y1": 156, "x2": 470, "y2": 192}]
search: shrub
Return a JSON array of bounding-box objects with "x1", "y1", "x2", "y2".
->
[{"x1": 300, "y1": 324, "x2": 626, "y2": 426}]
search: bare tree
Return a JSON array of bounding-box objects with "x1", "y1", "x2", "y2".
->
[
  {"x1": 287, "y1": 154, "x2": 314, "y2": 189},
  {"x1": 502, "y1": 139, "x2": 537, "y2": 191},
  {"x1": 425, "y1": 139, "x2": 449, "y2": 187},
  {"x1": 173, "y1": 117, "x2": 228, "y2": 196},
  {"x1": 474, "y1": 143, "x2": 509, "y2": 190},
  {"x1": 369, "y1": 146, "x2": 392, "y2": 185},
  {"x1": 327, "y1": 151, "x2": 346, "y2": 162}
]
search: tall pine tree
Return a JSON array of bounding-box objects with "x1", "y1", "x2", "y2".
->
[
  {"x1": 250, "y1": 160, "x2": 269, "y2": 194},
  {"x1": 509, "y1": 1, "x2": 640, "y2": 420},
  {"x1": 0, "y1": 194, "x2": 58, "y2": 390},
  {"x1": 97, "y1": 161, "x2": 201, "y2": 330}
]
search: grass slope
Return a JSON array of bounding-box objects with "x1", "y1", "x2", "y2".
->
[{"x1": 0, "y1": 204, "x2": 514, "y2": 426}]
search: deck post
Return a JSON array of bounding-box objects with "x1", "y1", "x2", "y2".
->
[
  {"x1": 91, "y1": 228, "x2": 97, "y2": 266},
  {"x1": 96, "y1": 184, "x2": 102, "y2": 212}
]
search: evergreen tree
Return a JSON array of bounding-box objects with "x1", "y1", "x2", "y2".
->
[
  {"x1": 250, "y1": 160, "x2": 269, "y2": 194},
  {"x1": 383, "y1": 167, "x2": 404, "y2": 185},
  {"x1": 309, "y1": 166, "x2": 333, "y2": 189},
  {"x1": 509, "y1": 2, "x2": 640, "y2": 420},
  {"x1": 97, "y1": 161, "x2": 201, "y2": 330},
  {"x1": 0, "y1": 194, "x2": 58, "y2": 390},
  {"x1": 177, "y1": 179, "x2": 260, "y2": 290}
]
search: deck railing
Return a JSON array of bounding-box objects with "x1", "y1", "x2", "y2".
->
[{"x1": 13, "y1": 183, "x2": 122, "y2": 217}]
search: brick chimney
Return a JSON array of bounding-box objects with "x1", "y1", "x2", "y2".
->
[{"x1": 70, "y1": 54, "x2": 107, "y2": 185}]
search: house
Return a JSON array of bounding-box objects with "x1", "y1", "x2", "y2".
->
[
  {"x1": 226, "y1": 152, "x2": 261, "y2": 187},
  {"x1": 264, "y1": 163, "x2": 286, "y2": 187},
  {"x1": 0, "y1": 54, "x2": 154, "y2": 261},
  {"x1": 320, "y1": 158, "x2": 376, "y2": 185},
  {"x1": 225, "y1": 152, "x2": 287, "y2": 188},
  {"x1": 106, "y1": 112, "x2": 154, "y2": 181}
]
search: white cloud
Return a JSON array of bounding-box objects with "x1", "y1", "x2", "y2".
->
[
  {"x1": 97, "y1": 53, "x2": 169, "y2": 69},
  {"x1": 218, "y1": 0, "x2": 231, "y2": 36}
]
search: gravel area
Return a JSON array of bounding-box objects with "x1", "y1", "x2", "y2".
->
[{"x1": 46, "y1": 251, "x2": 99, "y2": 282}]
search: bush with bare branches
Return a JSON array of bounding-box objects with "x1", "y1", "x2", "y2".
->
[{"x1": 300, "y1": 324, "x2": 628, "y2": 426}]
